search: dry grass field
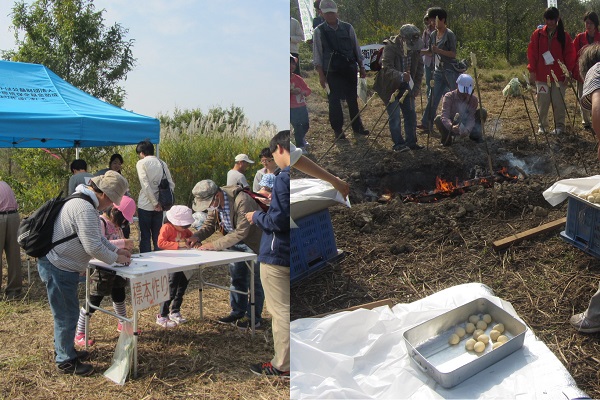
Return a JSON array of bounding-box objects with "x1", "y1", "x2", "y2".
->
[
  {"x1": 0, "y1": 225, "x2": 289, "y2": 400},
  {"x1": 291, "y1": 67, "x2": 600, "y2": 397}
]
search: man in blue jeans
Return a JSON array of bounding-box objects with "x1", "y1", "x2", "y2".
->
[
  {"x1": 38, "y1": 171, "x2": 131, "y2": 376},
  {"x1": 187, "y1": 180, "x2": 264, "y2": 329},
  {"x1": 373, "y1": 24, "x2": 425, "y2": 152}
]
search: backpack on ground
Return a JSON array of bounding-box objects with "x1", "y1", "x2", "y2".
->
[
  {"x1": 18, "y1": 192, "x2": 94, "y2": 258},
  {"x1": 369, "y1": 47, "x2": 384, "y2": 71}
]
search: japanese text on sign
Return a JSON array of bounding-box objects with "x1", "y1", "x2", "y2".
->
[
  {"x1": 130, "y1": 271, "x2": 170, "y2": 311},
  {"x1": 0, "y1": 86, "x2": 59, "y2": 101}
]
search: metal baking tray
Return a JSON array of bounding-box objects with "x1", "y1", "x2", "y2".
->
[{"x1": 403, "y1": 297, "x2": 527, "y2": 389}]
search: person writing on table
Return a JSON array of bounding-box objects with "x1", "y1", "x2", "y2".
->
[
  {"x1": 186, "y1": 181, "x2": 265, "y2": 330},
  {"x1": 37, "y1": 170, "x2": 131, "y2": 376}
]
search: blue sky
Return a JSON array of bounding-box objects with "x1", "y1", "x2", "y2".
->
[{"x1": 0, "y1": 0, "x2": 289, "y2": 130}]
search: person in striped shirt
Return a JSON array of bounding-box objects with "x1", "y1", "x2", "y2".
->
[{"x1": 37, "y1": 170, "x2": 131, "y2": 376}]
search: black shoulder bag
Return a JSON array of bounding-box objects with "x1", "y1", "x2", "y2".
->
[{"x1": 157, "y1": 161, "x2": 174, "y2": 211}]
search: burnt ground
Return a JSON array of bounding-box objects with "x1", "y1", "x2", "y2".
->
[{"x1": 290, "y1": 71, "x2": 600, "y2": 398}]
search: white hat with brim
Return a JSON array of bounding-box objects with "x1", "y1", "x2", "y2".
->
[
  {"x1": 234, "y1": 154, "x2": 255, "y2": 163},
  {"x1": 166, "y1": 205, "x2": 195, "y2": 226},
  {"x1": 456, "y1": 73, "x2": 474, "y2": 95}
]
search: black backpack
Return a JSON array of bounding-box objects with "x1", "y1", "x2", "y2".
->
[{"x1": 17, "y1": 192, "x2": 94, "y2": 258}]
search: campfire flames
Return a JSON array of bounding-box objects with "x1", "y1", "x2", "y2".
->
[{"x1": 379, "y1": 168, "x2": 518, "y2": 204}]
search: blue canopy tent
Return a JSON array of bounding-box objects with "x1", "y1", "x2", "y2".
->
[{"x1": 0, "y1": 60, "x2": 160, "y2": 148}]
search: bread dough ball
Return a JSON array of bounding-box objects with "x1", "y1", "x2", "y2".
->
[
  {"x1": 465, "y1": 322, "x2": 475, "y2": 334},
  {"x1": 497, "y1": 335, "x2": 509, "y2": 343},
  {"x1": 489, "y1": 329, "x2": 501, "y2": 341},
  {"x1": 492, "y1": 342, "x2": 503, "y2": 350},
  {"x1": 455, "y1": 326, "x2": 466, "y2": 338},
  {"x1": 465, "y1": 338, "x2": 476, "y2": 351},
  {"x1": 476, "y1": 320, "x2": 488, "y2": 330},
  {"x1": 492, "y1": 323, "x2": 505, "y2": 333},
  {"x1": 482, "y1": 314, "x2": 492, "y2": 324},
  {"x1": 448, "y1": 333, "x2": 460, "y2": 345},
  {"x1": 477, "y1": 334, "x2": 490, "y2": 344},
  {"x1": 468, "y1": 315, "x2": 480, "y2": 324},
  {"x1": 474, "y1": 341, "x2": 485, "y2": 353},
  {"x1": 473, "y1": 329, "x2": 484, "y2": 340}
]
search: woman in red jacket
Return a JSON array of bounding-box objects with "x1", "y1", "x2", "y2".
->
[
  {"x1": 573, "y1": 11, "x2": 600, "y2": 130},
  {"x1": 527, "y1": 7, "x2": 576, "y2": 135}
]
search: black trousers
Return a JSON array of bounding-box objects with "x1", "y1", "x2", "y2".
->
[
  {"x1": 326, "y1": 66, "x2": 364, "y2": 134},
  {"x1": 159, "y1": 271, "x2": 189, "y2": 316}
]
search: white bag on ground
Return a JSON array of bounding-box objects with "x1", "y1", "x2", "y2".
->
[
  {"x1": 357, "y1": 77, "x2": 367, "y2": 104},
  {"x1": 104, "y1": 320, "x2": 135, "y2": 385}
]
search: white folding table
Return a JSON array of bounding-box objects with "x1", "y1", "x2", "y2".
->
[{"x1": 87, "y1": 249, "x2": 257, "y2": 378}]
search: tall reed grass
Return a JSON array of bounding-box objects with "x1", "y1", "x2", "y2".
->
[{"x1": 5, "y1": 113, "x2": 275, "y2": 214}]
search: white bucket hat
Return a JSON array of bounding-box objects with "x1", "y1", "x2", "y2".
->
[{"x1": 166, "y1": 205, "x2": 195, "y2": 226}]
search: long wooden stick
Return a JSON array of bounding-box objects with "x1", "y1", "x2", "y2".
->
[{"x1": 470, "y1": 52, "x2": 497, "y2": 208}]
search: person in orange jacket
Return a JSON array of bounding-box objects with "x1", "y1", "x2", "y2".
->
[
  {"x1": 156, "y1": 205, "x2": 194, "y2": 328},
  {"x1": 573, "y1": 11, "x2": 600, "y2": 130},
  {"x1": 527, "y1": 6, "x2": 576, "y2": 136}
]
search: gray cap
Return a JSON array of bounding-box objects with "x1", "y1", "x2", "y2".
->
[
  {"x1": 319, "y1": 0, "x2": 337, "y2": 13},
  {"x1": 192, "y1": 179, "x2": 219, "y2": 212},
  {"x1": 90, "y1": 170, "x2": 128, "y2": 206},
  {"x1": 400, "y1": 24, "x2": 424, "y2": 51}
]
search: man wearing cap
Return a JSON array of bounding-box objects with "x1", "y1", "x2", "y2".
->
[
  {"x1": 136, "y1": 140, "x2": 175, "y2": 253},
  {"x1": 312, "y1": 0, "x2": 369, "y2": 140},
  {"x1": 373, "y1": 24, "x2": 425, "y2": 152},
  {"x1": 434, "y1": 73, "x2": 486, "y2": 146},
  {"x1": 227, "y1": 154, "x2": 254, "y2": 189},
  {"x1": 37, "y1": 170, "x2": 132, "y2": 376},
  {"x1": 187, "y1": 180, "x2": 264, "y2": 329}
]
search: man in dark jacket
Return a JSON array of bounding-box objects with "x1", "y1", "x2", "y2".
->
[
  {"x1": 373, "y1": 24, "x2": 425, "y2": 152},
  {"x1": 312, "y1": 0, "x2": 369, "y2": 140},
  {"x1": 188, "y1": 182, "x2": 264, "y2": 329},
  {"x1": 246, "y1": 130, "x2": 291, "y2": 378}
]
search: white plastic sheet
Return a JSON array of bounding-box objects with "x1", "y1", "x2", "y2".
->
[
  {"x1": 291, "y1": 283, "x2": 589, "y2": 399},
  {"x1": 290, "y1": 178, "x2": 350, "y2": 222},
  {"x1": 543, "y1": 175, "x2": 600, "y2": 206}
]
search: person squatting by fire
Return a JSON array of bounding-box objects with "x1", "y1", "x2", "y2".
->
[{"x1": 433, "y1": 73, "x2": 487, "y2": 146}]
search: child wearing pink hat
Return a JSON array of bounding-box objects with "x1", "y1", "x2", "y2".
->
[
  {"x1": 74, "y1": 195, "x2": 137, "y2": 347},
  {"x1": 156, "y1": 205, "x2": 195, "y2": 328}
]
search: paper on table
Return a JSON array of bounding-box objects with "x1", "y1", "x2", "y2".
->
[{"x1": 543, "y1": 175, "x2": 600, "y2": 206}]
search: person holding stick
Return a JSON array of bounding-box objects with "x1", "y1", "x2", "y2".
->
[
  {"x1": 373, "y1": 24, "x2": 424, "y2": 152},
  {"x1": 417, "y1": 7, "x2": 460, "y2": 134},
  {"x1": 573, "y1": 11, "x2": 600, "y2": 131},
  {"x1": 527, "y1": 6, "x2": 576, "y2": 136},
  {"x1": 434, "y1": 73, "x2": 486, "y2": 146},
  {"x1": 312, "y1": 0, "x2": 369, "y2": 141}
]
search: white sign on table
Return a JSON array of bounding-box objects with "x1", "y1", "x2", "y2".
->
[{"x1": 130, "y1": 271, "x2": 169, "y2": 312}]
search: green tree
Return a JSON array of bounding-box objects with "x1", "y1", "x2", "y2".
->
[{"x1": 2, "y1": 0, "x2": 135, "y2": 107}]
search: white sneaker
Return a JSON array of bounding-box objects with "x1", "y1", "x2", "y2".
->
[
  {"x1": 156, "y1": 314, "x2": 177, "y2": 328},
  {"x1": 550, "y1": 128, "x2": 563, "y2": 135},
  {"x1": 169, "y1": 312, "x2": 187, "y2": 324}
]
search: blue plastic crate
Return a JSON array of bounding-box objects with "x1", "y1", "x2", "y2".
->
[
  {"x1": 291, "y1": 209, "x2": 338, "y2": 284},
  {"x1": 561, "y1": 195, "x2": 600, "y2": 258}
]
